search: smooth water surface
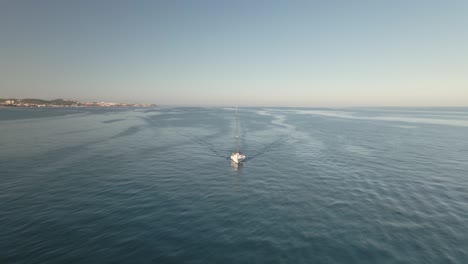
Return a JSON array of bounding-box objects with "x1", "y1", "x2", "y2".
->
[{"x1": 1, "y1": 107, "x2": 468, "y2": 263}]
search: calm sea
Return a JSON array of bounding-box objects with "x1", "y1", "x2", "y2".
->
[{"x1": 1, "y1": 107, "x2": 468, "y2": 263}]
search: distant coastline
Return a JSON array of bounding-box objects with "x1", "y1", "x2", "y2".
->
[{"x1": 0, "y1": 98, "x2": 156, "y2": 108}]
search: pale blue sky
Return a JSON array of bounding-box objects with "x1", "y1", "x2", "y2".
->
[{"x1": 1, "y1": 1, "x2": 467, "y2": 106}]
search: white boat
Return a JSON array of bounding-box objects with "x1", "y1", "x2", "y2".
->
[
  {"x1": 231, "y1": 151, "x2": 245, "y2": 164},
  {"x1": 230, "y1": 107, "x2": 245, "y2": 164}
]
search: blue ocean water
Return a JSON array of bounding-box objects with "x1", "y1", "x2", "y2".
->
[{"x1": 1, "y1": 107, "x2": 468, "y2": 263}]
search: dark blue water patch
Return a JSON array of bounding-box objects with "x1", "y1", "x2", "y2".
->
[
  {"x1": 110, "y1": 125, "x2": 144, "y2": 139},
  {"x1": 0, "y1": 107, "x2": 145, "y2": 121},
  {"x1": 102, "y1": 118, "x2": 126, "y2": 124},
  {"x1": 0, "y1": 107, "x2": 85, "y2": 120}
]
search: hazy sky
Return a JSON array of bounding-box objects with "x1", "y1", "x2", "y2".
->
[{"x1": 1, "y1": 1, "x2": 467, "y2": 106}]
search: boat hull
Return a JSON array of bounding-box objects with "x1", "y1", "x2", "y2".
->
[{"x1": 230, "y1": 152, "x2": 246, "y2": 164}]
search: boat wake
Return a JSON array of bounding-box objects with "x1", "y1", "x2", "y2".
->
[
  {"x1": 188, "y1": 135, "x2": 227, "y2": 160},
  {"x1": 244, "y1": 135, "x2": 289, "y2": 162}
]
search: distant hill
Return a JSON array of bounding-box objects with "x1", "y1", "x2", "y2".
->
[
  {"x1": 48, "y1": 99, "x2": 78, "y2": 105},
  {"x1": 0, "y1": 98, "x2": 80, "y2": 105},
  {"x1": 21, "y1": 98, "x2": 79, "y2": 105},
  {"x1": 1, "y1": 98, "x2": 155, "y2": 107}
]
